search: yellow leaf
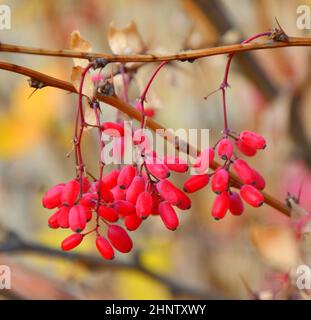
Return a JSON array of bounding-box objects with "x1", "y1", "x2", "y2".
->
[
  {"x1": 69, "y1": 30, "x2": 92, "y2": 68},
  {"x1": 250, "y1": 225, "x2": 300, "y2": 271},
  {"x1": 107, "y1": 21, "x2": 145, "y2": 55}
]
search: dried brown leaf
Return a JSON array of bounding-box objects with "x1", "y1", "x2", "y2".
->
[
  {"x1": 69, "y1": 30, "x2": 92, "y2": 68},
  {"x1": 107, "y1": 21, "x2": 145, "y2": 55}
]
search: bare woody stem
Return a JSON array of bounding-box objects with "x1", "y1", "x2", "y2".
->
[
  {"x1": 0, "y1": 36, "x2": 310, "y2": 62},
  {"x1": 0, "y1": 60, "x2": 290, "y2": 216}
]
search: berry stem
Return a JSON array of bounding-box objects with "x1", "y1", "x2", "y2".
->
[{"x1": 219, "y1": 31, "x2": 272, "y2": 132}]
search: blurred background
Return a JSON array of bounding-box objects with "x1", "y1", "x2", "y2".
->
[{"x1": 0, "y1": 0, "x2": 311, "y2": 299}]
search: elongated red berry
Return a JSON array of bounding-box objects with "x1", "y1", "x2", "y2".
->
[
  {"x1": 235, "y1": 140, "x2": 257, "y2": 157},
  {"x1": 42, "y1": 184, "x2": 64, "y2": 209},
  {"x1": 151, "y1": 192, "x2": 160, "y2": 215},
  {"x1": 68, "y1": 205, "x2": 88, "y2": 232},
  {"x1": 211, "y1": 169, "x2": 229, "y2": 194},
  {"x1": 102, "y1": 170, "x2": 120, "y2": 189},
  {"x1": 146, "y1": 163, "x2": 170, "y2": 179},
  {"x1": 240, "y1": 184, "x2": 264, "y2": 207},
  {"x1": 194, "y1": 147, "x2": 214, "y2": 173},
  {"x1": 101, "y1": 122, "x2": 124, "y2": 137},
  {"x1": 112, "y1": 200, "x2": 136, "y2": 217},
  {"x1": 252, "y1": 169, "x2": 266, "y2": 190},
  {"x1": 176, "y1": 191, "x2": 192, "y2": 210},
  {"x1": 79, "y1": 193, "x2": 96, "y2": 208},
  {"x1": 125, "y1": 214, "x2": 143, "y2": 231},
  {"x1": 99, "y1": 182, "x2": 114, "y2": 203},
  {"x1": 136, "y1": 191, "x2": 152, "y2": 219},
  {"x1": 156, "y1": 179, "x2": 182, "y2": 205},
  {"x1": 48, "y1": 211, "x2": 60, "y2": 229},
  {"x1": 126, "y1": 176, "x2": 145, "y2": 204},
  {"x1": 81, "y1": 177, "x2": 91, "y2": 193},
  {"x1": 111, "y1": 186, "x2": 126, "y2": 200},
  {"x1": 229, "y1": 192, "x2": 244, "y2": 216},
  {"x1": 164, "y1": 156, "x2": 188, "y2": 173},
  {"x1": 61, "y1": 233, "x2": 83, "y2": 251},
  {"x1": 107, "y1": 225, "x2": 133, "y2": 253},
  {"x1": 218, "y1": 138, "x2": 233, "y2": 160},
  {"x1": 183, "y1": 174, "x2": 209, "y2": 193},
  {"x1": 96, "y1": 236, "x2": 114, "y2": 260},
  {"x1": 159, "y1": 201, "x2": 179, "y2": 230},
  {"x1": 61, "y1": 179, "x2": 80, "y2": 206},
  {"x1": 212, "y1": 192, "x2": 230, "y2": 220},
  {"x1": 239, "y1": 131, "x2": 266, "y2": 150},
  {"x1": 98, "y1": 206, "x2": 119, "y2": 222},
  {"x1": 57, "y1": 206, "x2": 70, "y2": 228},
  {"x1": 117, "y1": 165, "x2": 136, "y2": 189},
  {"x1": 232, "y1": 159, "x2": 255, "y2": 185}
]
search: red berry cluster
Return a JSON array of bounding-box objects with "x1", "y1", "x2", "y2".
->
[
  {"x1": 183, "y1": 130, "x2": 266, "y2": 220},
  {"x1": 42, "y1": 151, "x2": 191, "y2": 259}
]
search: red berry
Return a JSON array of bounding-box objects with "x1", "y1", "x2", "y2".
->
[
  {"x1": 61, "y1": 179, "x2": 80, "y2": 206},
  {"x1": 61, "y1": 233, "x2": 83, "y2": 251},
  {"x1": 42, "y1": 184, "x2": 64, "y2": 209},
  {"x1": 68, "y1": 205, "x2": 88, "y2": 232},
  {"x1": 117, "y1": 165, "x2": 136, "y2": 189},
  {"x1": 235, "y1": 140, "x2": 257, "y2": 157},
  {"x1": 156, "y1": 179, "x2": 183, "y2": 206},
  {"x1": 125, "y1": 214, "x2": 143, "y2": 231},
  {"x1": 111, "y1": 186, "x2": 126, "y2": 200},
  {"x1": 98, "y1": 182, "x2": 114, "y2": 203},
  {"x1": 96, "y1": 236, "x2": 114, "y2": 260},
  {"x1": 218, "y1": 138, "x2": 233, "y2": 160},
  {"x1": 183, "y1": 174, "x2": 209, "y2": 193},
  {"x1": 194, "y1": 147, "x2": 214, "y2": 173},
  {"x1": 57, "y1": 206, "x2": 70, "y2": 228},
  {"x1": 239, "y1": 131, "x2": 266, "y2": 150},
  {"x1": 158, "y1": 201, "x2": 179, "y2": 230},
  {"x1": 232, "y1": 159, "x2": 255, "y2": 185},
  {"x1": 229, "y1": 192, "x2": 244, "y2": 216},
  {"x1": 151, "y1": 192, "x2": 160, "y2": 215},
  {"x1": 146, "y1": 163, "x2": 170, "y2": 179},
  {"x1": 211, "y1": 169, "x2": 229, "y2": 194},
  {"x1": 212, "y1": 192, "x2": 230, "y2": 220},
  {"x1": 101, "y1": 122, "x2": 124, "y2": 137},
  {"x1": 81, "y1": 177, "x2": 91, "y2": 193},
  {"x1": 107, "y1": 225, "x2": 133, "y2": 253},
  {"x1": 176, "y1": 191, "x2": 192, "y2": 210},
  {"x1": 164, "y1": 156, "x2": 188, "y2": 173},
  {"x1": 240, "y1": 184, "x2": 264, "y2": 207},
  {"x1": 98, "y1": 206, "x2": 119, "y2": 223},
  {"x1": 136, "y1": 191, "x2": 153, "y2": 219},
  {"x1": 48, "y1": 211, "x2": 60, "y2": 229},
  {"x1": 126, "y1": 176, "x2": 145, "y2": 204},
  {"x1": 102, "y1": 169, "x2": 120, "y2": 189},
  {"x1": 252, "y1": 169, "x2": 266, "y2": 190},
  {"x1": 112, "y1": 200, "x2": 136, "y2": 217},
  {"x1": 79, "y1": 193, "x2": 96, "y2": 208}
]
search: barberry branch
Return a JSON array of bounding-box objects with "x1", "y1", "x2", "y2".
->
[
  {"x1": 0, "y1": 35, "x2": 310, "y2": 62},
  {"x1": 0, "y1": 60, "x2": 290, "y2": 216},
  {"x1": 0, "y1": 229, "x2": 219, "y2": 299}
]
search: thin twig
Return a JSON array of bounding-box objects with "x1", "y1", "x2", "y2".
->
[
  {"x1": 0, "y1": 230, "x2": 218, "y2": 299},
  {"x1": 0, "y1": 36, "x2": 310, "y2": 62}
]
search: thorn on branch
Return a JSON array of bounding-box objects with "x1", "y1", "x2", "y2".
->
[
  {"x1": 27, "y1": 77, "x2": 46, "y2": 89},
  {"x1": 270, "y1": 19, "x2": 289, "y2": 42}
]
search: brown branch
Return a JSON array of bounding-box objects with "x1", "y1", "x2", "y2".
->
[
  {"x1": 0, "y1": 229, "x2": 218, "y2": 299},
  {"x1": 0, "y1": 36, "x2": 311, "y2": 62},
  {"x1": 0, "y1": 60, "x2": 290, "y2": 216}
]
